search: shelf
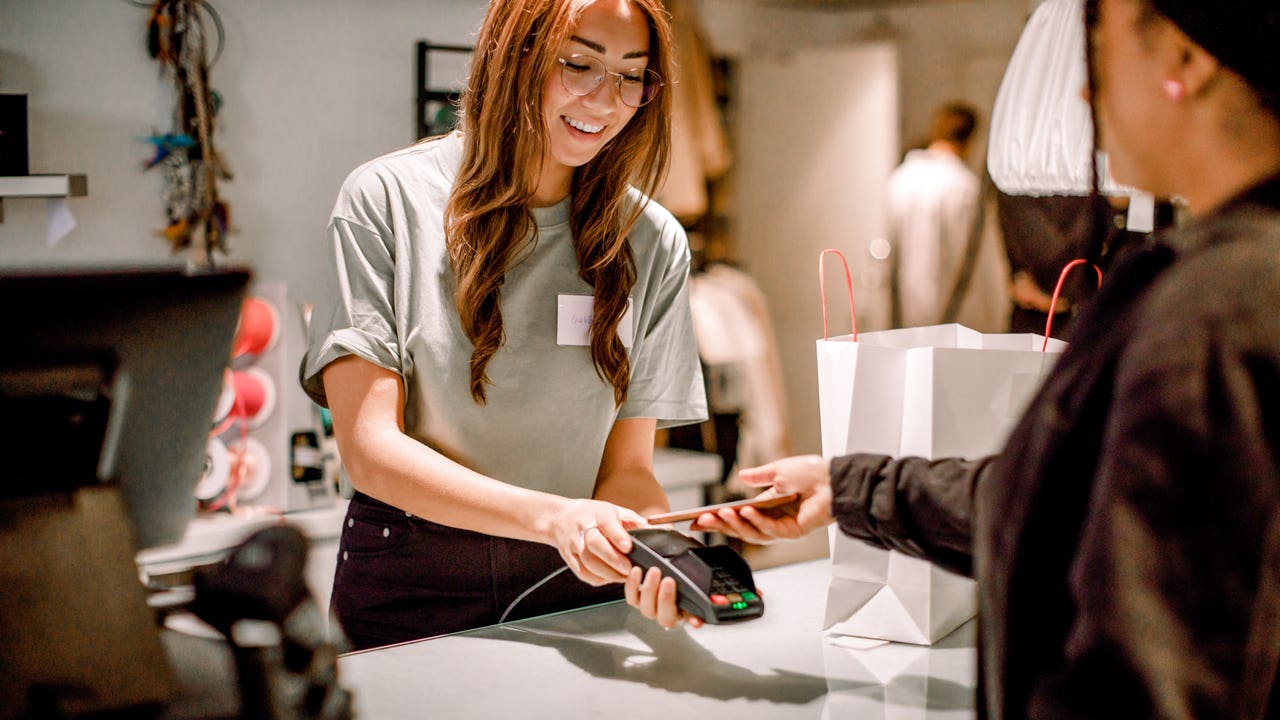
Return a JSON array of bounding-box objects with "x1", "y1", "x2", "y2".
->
[
  {"x1": 0, "y1": 174, "x2": 87, "y2": 222},
  {"x1": 416, "y1": 41, "x2": 471, "y2": 139},
  {"x1": 0, "y1": 173, "x2": 87, "y2": 197}
]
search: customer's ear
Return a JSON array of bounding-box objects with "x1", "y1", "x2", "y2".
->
[{"x1": 1161, "y1": 21, "x2": 1221, "y2": 102}]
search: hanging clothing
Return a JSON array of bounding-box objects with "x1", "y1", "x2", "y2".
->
[
  {"x1": 656, "y1": 0, "x2": 731, "y2": 221},
  {"x1": 687, "y1": 263, "x2": 791, "y2": 473},
  {"x1": 997, "y1": 191, "x2": 1175, "y2": 338},
  {"x1": 946, "y1": 188, "x2": 1014, "y2": 333}
]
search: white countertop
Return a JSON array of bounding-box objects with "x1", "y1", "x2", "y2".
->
[
  {"x1": 337, "y1": 558, "x2": 978, "y2": 719},
  {"x1": 135, "y1": 501, "x2": 349, "y2": 574}
]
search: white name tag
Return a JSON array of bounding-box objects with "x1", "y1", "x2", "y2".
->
[
  {"x1": 1126, "y1": 191, "x2": 1156, "y2": 233},
  {"x1": 557, "y1": 294, "x2": 633, "y2": 348}
]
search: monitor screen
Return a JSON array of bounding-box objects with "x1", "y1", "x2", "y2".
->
[{"x1": 0, "y1": 265, "x2": 251, "y2": 549}]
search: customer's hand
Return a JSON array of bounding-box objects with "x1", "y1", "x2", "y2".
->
[
  {"x1": 1010, "y1": 270, "x2": 1066, "y2": 313},
  {"x1": 553, "y1": 499, "x2": 647, "y2": 586},
  {"x1": 624, "y1": 563, "x2": 705, "y2": 630},
  {"x1": 690, "y1": 454, "x2": 834, "y2": 543}
]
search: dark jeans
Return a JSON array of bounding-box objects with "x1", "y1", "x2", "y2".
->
[{"x1": 331, "y1": 492, "x2": 623, "y2": 651}]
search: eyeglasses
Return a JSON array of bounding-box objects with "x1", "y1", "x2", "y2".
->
[{"x1": 557, "y1": 55, "x2": 662, "y2": 108}]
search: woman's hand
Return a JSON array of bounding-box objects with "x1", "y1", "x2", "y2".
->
[
  {"x1": 690, "y1": 454, "x2": 835, "y2": 543},
  {"x1": 556, "y1": 502, "x2": 702, "y2": 628},
  {"x1": 624, "y1": 564, "x2": 705, "y2": 630},
  {"x1": 552, "y1": 499, "x2": 648, "y2": 586},
  {"x1": 551, "y1": 496, "x2": 705, "y2": 630}
]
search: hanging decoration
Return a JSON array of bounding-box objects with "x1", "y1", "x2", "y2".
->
[{"x1": 143, "y1": 0, "x2": 233, "y2": 266}]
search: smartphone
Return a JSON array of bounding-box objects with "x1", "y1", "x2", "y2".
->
[{"x1": 646, "y1": 493, "x2": 801, "y2": 525}]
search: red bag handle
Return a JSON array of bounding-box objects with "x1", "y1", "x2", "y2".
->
[
  {"x1": 1043, "y1": 258, "x2": 1103, "y2": 351},
  {"x1": 819, "y1": 248, "x2": 857, "y2": 341}
]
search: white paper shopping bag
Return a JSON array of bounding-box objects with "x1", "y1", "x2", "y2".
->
[
  {"x1": 859, "y1": 324, "x2": 1065, "y2": 459},
  {"x1": 824, "y1": 535, "x2": 981, "y2": 646},
  {"x1": 815, "y1": 250, "x2": 1072, "y2": 644}
]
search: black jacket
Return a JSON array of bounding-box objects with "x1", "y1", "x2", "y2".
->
[{"x1": 830, "y1": 175, "x2": 1280, "y2": 719}]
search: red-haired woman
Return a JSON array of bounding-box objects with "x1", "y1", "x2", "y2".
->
[{"x1": 302, "y1": 0, "x2": 706, "y2": 650}]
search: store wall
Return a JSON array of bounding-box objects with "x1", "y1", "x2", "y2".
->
[
  {"x1": 697, "y1": 0, "x2": 1029, "y2": 171},
  {"x1": 0, "y1": 0, "x2": 490, "y2": 434},
  {"x1": 732, "y1": 43, "x2": 899, "y2": 460}
]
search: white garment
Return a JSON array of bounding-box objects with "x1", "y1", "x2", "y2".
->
[
  {"x1": 886, "y1": 148, "x2": 981, "y2": 328},
  {"x1": 986, "y1": 0, "x2": 1095, "y2": 197},
  {"x1": 985, "y1": 0, "x2": 1146, "y2": 205},
  {"x1": 688, "y1": 264, "x2": 790, "y2": 470}
]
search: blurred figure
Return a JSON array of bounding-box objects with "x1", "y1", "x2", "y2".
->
[
  {"x1": 301, "y1": 0, "x2": 708, "y2": 649},
  {"x1": 999, "y1": 191, "x2": 1174, "y2": 338},
  {"x1": 887, "y1": 101, "x2": 982, "y2": 328}
]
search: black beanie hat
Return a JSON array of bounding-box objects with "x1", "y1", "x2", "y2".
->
[{"x1": 1149, "y1": 0, "x2": 1280, "y2": 112}]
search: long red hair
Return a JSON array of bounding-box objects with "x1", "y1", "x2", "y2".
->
[{"x1": 443, "y1": 0, "x2": 675, "y2": 405}]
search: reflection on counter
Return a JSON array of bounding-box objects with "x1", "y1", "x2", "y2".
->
[
  {"x1": 822, "y1": 622, "x2": 977, "y2": 719},
  {"x1": 338, "y1": 557, "x2": 976, "y2": 719}
]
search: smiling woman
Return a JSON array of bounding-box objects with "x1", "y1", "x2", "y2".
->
[
  {"x1": 299, "y1": 0, "x2": 708, "y2": 651},
  {"x1": 535, "y1": 1, "x2": 655, "y2": 188},
  {"x1": 449, "y1": 0, "x2": 676, "y2": 408}
]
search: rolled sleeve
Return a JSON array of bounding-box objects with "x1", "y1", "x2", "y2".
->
[
  {"x1": 300, "y1": 215, "x2": 402, "y2": 407},
  {"x1": 618, "y1": 218, "x2": 707, "y2": 429}
]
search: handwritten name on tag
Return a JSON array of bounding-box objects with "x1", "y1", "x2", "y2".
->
[{"x1": 557, "y1": 294, "x2": 633, "y2": 348}]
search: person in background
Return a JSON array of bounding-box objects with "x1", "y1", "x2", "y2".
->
[
  {"x1": 301, "y1": 0, "x2": 708, "y2": 650},
  {"x1": 691, "y1": 0, "x2": 1280, "y2": 716},
  {"x1": 1000, "y1": 191, "x2": 1174, "y2": 338},
  {"x1": 887, "y1": 101, "x2": 982, "y2": 328}
]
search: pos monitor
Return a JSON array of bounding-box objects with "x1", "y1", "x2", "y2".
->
[{"x1": 0, "y1": 265, "x2": 251, "y2": 719}]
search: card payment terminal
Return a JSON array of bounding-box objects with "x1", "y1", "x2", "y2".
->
[{"x1": 626, "y1": 528, "x2": 764, "y2": 624}]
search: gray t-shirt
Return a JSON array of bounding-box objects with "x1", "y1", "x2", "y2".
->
[{"x1": 302, "y1": 133, "x2": 707, "y2": 499}]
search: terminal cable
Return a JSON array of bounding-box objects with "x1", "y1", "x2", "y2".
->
[{"x1": 499, "y1": 565, "x2": 570, "y2": 624}]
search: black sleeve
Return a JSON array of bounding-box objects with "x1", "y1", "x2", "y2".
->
[
  {"x1": 829, "y1": 453, "x2": 998, "y2": 578},
  {"x1": 1028, "y1": 237, "x2": 1280, "y2": 718}
]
